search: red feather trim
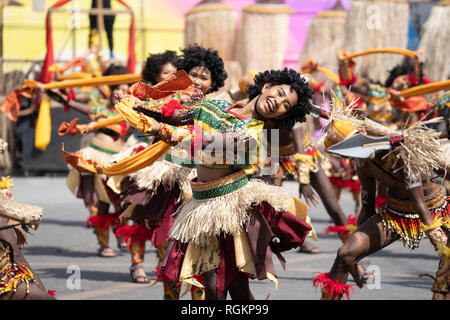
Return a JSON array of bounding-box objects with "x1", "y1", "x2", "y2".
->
[
  {"x1": 324, "y1": 225, "x2": 351, "y2": 234},
  {"x1": 115, "y1": 222, "x2": 153, "y2": 250},
  {"x1": 154, "y1": 266, "x2": 180, "y2": 286},
  {"x1": 47, "y1": 290, "x2": 56, "y2": 297},
  {"x1": 313, "y1": 272, "x2": 354, "y2": 300},
  {"x1": 86, "y1": 213, "x2": 121, "y2": 229},
  {"x1": 324, "y1": 215, "x2": 357, "y2": 235},
  {"x1": 329, "y1": 177, "x2": 361, "y2": 193},
  {"x1": 311, "y1": 80, "x2": 325, "y2": 92},
  {"x1": 375, "y1": 195, "x2": 387, "y2": 209}
]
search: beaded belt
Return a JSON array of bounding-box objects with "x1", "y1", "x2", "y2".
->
[
  {"x1": 385, "y1": 190, "x2": 446, "y2": 219},
  {"x1": 191, "y1": 170, "x2": 248, "y2": 200}
]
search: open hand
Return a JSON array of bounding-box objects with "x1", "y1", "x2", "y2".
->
[{"x1": 299, "y1": 183, "x2": 319, "y2": 207}]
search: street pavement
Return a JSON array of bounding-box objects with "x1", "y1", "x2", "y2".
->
[{"x1": 9, "y1": 176, "x2": 439, "y2": 300}]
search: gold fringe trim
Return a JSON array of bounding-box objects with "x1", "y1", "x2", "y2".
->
[{"x1": 243, "y1": 4, "x2": 294, "y2": 15}]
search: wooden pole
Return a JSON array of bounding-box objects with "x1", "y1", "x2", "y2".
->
[
  {"x1": 141, "y1": 0, "x2": 145, "y2": 64},
  {"x1": 0, "y1": 6, "x2": 3, "y2": 90},
  {"x1": 96, "y1": 0, "x2": 104, "y2": 54},
  {"x1": 71, "y1": 0, "x2": 76, "y2": 60}
]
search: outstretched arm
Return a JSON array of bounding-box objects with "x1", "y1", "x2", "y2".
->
[{"x1": 46, "y1": 89, "x2": 92, "y2": 115}]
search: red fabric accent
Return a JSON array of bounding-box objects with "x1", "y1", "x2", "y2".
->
[
  {"x1": 313, "y1": 272, "x2": 354, "y2": 300},
  {"x1": 339, "y1": 75, "x2": 357, "y2": 86},
  {"x1": 347, "y1": 215, "x2": 357, "y2": 226},
  {"x1": 117, "y1": 0, "x2": 136, "y2": 73},
  {"x1": 64, "y1": 89, "x2": 75, "y2": 112},
  {"x1": 162, "y1": 99, "x2": 185, "y2": 117},
  {"x1": 192, "y1": 274, "x2": 204, "y2": 286},
  {"x1": 154, "y1": 266, "x2": 176, "y2": 285},
  {"x1": 150, "y1": 191, "x2": 179, "y2": 248},
  {"x1": 161, "y1": 241, "x2": 188, "y2": 284},
  {"x1": 408, "y1": 74, "x2": 432, "y2": 85},
  {"x1": 47, "y1": 290, "x2": 56, "y2": 297},
  {"x1": 350, "y1": 96, "x2": 362, "y2": 109},
  {"x1": 132, "y1": 145, "x2": 146, "y2": 153},
  {"x1": 38, "y1": 0, "x2": 71, "y2": 85},
  {"x1": 324, "y1": 225, "x2": 351, "y2": 234},
  {"x1": 115, "y1": 222, "x2": 153, "y2": 250},
  {"x1": 392, "y1": 96, "x2": 428, "y2": 112},
  {"x1": 216, "y1": 235, "x2": 240, "y2": 299},
  {"x1": 324, "y1": 215, "x2": 357, "y2": 235},
  {"x1": 311, "y1": 80, "x2": 325, "y2": 92},
  {"x1": 119, "y1": 122, "x2": 128, "y2": 137},
  {"x1": 304, "y1": 145, "x2": 317, "y2": 156},
  {"x1": 329, "y1": 177, "x2": 361, "y2": 193},
  {"x1": 86, "y1": 213, "x2": 121, "y2": 229},
  {"x1": 259, "y1": 202, "x2": 311, "y2": 252},
  {"x1": 389, "y1": 135, "x2": 404, "y2": 147},
  {"x1": 375, "y1": 195, "x2": 388, "y2": 209},
  {"x1": 227, "y1": 104, "x2": 247, "y2": 119}
]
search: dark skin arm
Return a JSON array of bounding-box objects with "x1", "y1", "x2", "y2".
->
[
  {"x1": 406, "y1": 181, "x2": 435, "y2": 227},
  {"x1": 355, "y1": 161, "x2": 377, "y2": 226},
  {"x1": 292, "y1": 123, "x2": 319, "y2": 207},
  {"x1": 17, "y1": 101, "x2": 38, "y2": 117},
  {"x1": 46, "y1": 89, "x2": 92, "y2": 115}
]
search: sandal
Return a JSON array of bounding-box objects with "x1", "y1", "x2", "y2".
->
[
  {"x1": 297, "y1": 241, "x2": 320, "y2": 254},
  {"x1": 116, "y1": 236, "x2": 128, "y2": 252},
  {"x1": 130, "y1": 264, "x2": 150, "y2": 284},
  {"x1": 98, "y1": 246, "x2": 117, "y2": 257}
]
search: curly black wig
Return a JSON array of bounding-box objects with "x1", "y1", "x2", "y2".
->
[
  {"x1": 102, "y1": 63, "x2": 129, "y2": 77},
  {"x1": 102, "y1": 63, "x2": 130, "y2": 91},
  {"x1": 175, "y1": 44, "x2": 227, "y2": 93},
  {"x1": 247, "y1": 68, "x2": 313, "y2": 128},
  {"x1": 385, "y1": 57, "x2": 424, "y2": 88},
  {"x1": 142, "y1": 50, "x2": 178, "y2": 85}
]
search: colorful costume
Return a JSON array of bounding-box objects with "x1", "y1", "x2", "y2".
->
[
  {"x1": 65, "y1": 99, "x2": 132, "y2": 252},
  {"x1": 0, "y1": 173, "x2": 53, "y2": 299},
  {"x1": 150, "y1": 99, "x2": 316, "y2": 297},
  {"x1": 313, "y1": 115, "x2": 450, "y2": 299}
]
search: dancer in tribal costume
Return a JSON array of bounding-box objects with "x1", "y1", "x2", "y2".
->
[
  {"x1": 0, "y1": 140, "x2": 54, "y2": 300},
  {"x1": 64, "y1": 68, "x2": 317, "y2": 299},
  {"x1": 337, "y1": 53, "x2": 433, "y2": 214},
  {"x1": 116, "y1": 46, "x2": 227, "y2": 300},
  {"x1": 46, "y1": 64, "x2": 135, "y2": 258},
  {"x1": 338, "y1": 52, "x2": 431, "y2": 129},
  {"x1": 312, "y1": 107, "x2": 450, "y2": 300},
  {"x1": 113, "y1": 50, "x2": 178, "y2": 284},
  {"x1": 239, "y1": 71, "x2": 360, "y2": 256}
]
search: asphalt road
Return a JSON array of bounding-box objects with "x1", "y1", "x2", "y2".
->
[{"x1": 9, "y1": 176, "x2": 440, "y2": 300}]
